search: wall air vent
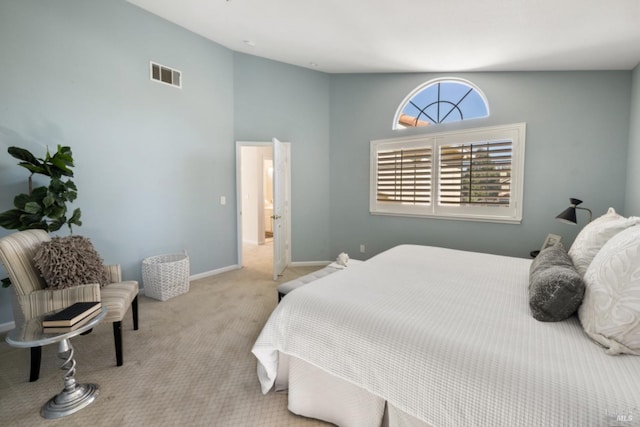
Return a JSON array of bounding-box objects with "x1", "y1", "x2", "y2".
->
[{"x1": 150, "y1": 61, "x2": 181, "y2": 88}]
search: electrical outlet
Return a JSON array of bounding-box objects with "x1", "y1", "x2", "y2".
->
[
  {"x1": 360, "y1": 244, "x2": 365, "y2": 253},
  {"x1": 220, "y1": 196, "x2": 226, "y2": 205}
]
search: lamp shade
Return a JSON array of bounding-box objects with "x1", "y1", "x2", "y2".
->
[
  {"x1": 556, "y1": 206, "x2": 577, "y2": 224},
  {"x1": 556, "y1": 198, "x2": 591, "y2": 224}
]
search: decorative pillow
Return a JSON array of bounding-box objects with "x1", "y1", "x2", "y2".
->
[
  {"x1": 568, "y1": 208, "x2": 640, "y2": 277},
  {"x1": 578, "y1": 226, "x2": 640, "y2": 355},
  {"x1": 33, "y1": 235, "x2": 109, "y2": 289},
  {"x1": 529, "y1": 242, "x2": 585, "y2": 322},
  {"x1": 529, "y1": 242, "x2": 573, "y2": 283}
]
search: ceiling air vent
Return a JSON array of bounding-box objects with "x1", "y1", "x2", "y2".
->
[{"x1": 150, "y1": 61, "x2": 181, "y2": 88}]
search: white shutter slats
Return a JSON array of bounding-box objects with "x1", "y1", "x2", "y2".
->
[
  {"x1": 438, "y1": 140, "x2": 513, "y2": 206},
  {"x1": 377, "y1": 147, "x2": 432, "y2": 205}
]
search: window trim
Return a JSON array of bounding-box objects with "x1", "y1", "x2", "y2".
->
[
  {"x1": 370, "y1": 123, "x2": 526, "y2": 224},
  {"x1": 393, "y1": 77, "x2": 490, "y2": 130}
]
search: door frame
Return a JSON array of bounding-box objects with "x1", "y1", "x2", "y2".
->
[{"x1": 235, "y1": 141, "x2": 292, "y2": 272}]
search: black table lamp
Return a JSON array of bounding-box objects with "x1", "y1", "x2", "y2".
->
[{"x1": 556, "y1": 198, "x2": 592, "y2": 224}]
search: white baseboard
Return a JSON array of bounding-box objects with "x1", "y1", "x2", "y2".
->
[
  {"x1": 142, "y1": 264, "x2": 242, "y2": 297},
  {"x1": 189, "y1": 264, "x2": 241, "y2": 281},
  {"x1": 0, "y1": 321, "x2": 15, "y2": 334},
  {"x1": 289, "y1": 260, "x2": 331, "y2": 267}
]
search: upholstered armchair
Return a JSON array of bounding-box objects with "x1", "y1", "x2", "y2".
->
[{"x1": 0, "y1": 229, "x2": 139, "y2": 381}]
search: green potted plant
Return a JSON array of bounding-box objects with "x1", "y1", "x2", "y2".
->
[{"x1": 0, "y1": 145, "x2": 82, "y2": 287}]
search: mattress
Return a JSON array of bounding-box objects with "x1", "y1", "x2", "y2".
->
[{"x1": 252, "y1": 244, "x2": 640, "y2": 426}]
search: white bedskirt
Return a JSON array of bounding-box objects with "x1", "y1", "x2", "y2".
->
[{"x1": 279, "y1": 352, "x2": 432, "y2": 427}]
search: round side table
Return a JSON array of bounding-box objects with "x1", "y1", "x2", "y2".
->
[{"x1": 6, "y1": 307, "x2": 107, "y2": 419}]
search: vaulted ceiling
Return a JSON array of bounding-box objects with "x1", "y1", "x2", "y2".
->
[{"x1": 128, "y1": 0, "x2": 640, "y2": 73}]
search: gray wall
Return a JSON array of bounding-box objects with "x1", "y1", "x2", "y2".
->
[
  {"x1": 233, "y1": 53, "x2": 331, "y2": 262},
  {"x1": 329, "y1": 72, "x2": 632, "y2": 260},
  {"x1": 0, "y1": 0, "x2": 235, "y2": 322},
  {"x1": 626, "y1": 64, "x2": 640, "y2": 214}
]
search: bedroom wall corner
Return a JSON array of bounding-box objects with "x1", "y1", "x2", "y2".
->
[{"x1": 625, "y1": 63, "x2": 640, "y2": 215}]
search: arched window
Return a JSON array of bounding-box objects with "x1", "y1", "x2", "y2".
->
[{"x1": 394, "y1": 78, "x2": 489, "y2": 129}]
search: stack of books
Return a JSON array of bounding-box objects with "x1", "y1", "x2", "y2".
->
[{"x1": 42, "y1": 302, "x2": 102, "y2": 333}]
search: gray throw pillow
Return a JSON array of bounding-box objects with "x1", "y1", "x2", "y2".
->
[
  {"x1": 529, "y1": 242, "x2": 585, "y2": 322},
  {"x1": 529, "y1": 242, "x2": 573, "y2": 286},
  {"x1": 33, "y1": 235, "x2": 109, "y2": 289}
]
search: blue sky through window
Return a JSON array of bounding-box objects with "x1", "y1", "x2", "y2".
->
[{"x1": 397, "y1": 80, "x2": 488, "y2": 128}]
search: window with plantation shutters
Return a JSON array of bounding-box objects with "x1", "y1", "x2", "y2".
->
[
  {"x1": 370, "y1": 123, "x2": 525, "y2": 223},
  {"x1": 439, "y1": 140, "x2": 512, "y2": 207},
  {"x1": 376, "y1": 147, "x2": 432, "y2": 205}
]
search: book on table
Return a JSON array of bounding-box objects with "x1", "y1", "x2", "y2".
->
[
  {"x1": 42, "y1": 301, "x2": 102, "y2": 327},
  {"x1": 42, "y1": 308, "x2": 102, "y2": 333}
]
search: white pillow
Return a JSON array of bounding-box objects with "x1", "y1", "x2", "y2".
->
[
  {"x1": 578, "y1": 225, "x2": 640, "y2": 355},
  {"x1": 568, "y1": 208, "x2": 640, "y2": 276}
]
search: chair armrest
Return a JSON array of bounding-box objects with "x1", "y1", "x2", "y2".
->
[
  {"x1": 16, "y1": 283, "x2": 101, "y2": 321},
  {"x1": 104, "y1": 264, "x2": 122, "y2": 284}
]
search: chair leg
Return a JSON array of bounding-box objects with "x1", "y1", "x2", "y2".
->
[
  {"x1": 132, "y1": 295, "x2": 139, "y2": 331},
  {"x1": 112, "y1": 296, "x2": 138, "y2": 367},
  {"x1": 113, "y1": 321, "x2": 123, "y2": 366},
  {"x1": 29, "y1": 346, "x2": 42, "y2": 382}
]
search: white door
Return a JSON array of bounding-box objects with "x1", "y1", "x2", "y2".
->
[{"x1": 272, "y1": 137, "x2": 287, "y2": 280}]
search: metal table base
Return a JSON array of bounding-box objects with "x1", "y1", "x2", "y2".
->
[
  {"x1": 41, "y1": 338, "x2": 100, "y2": 419},
  {"x1": 5, "y1": 307, "x2": 107, "y2": 419}
]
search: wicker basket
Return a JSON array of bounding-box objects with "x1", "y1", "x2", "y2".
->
[{"x1": 142, "y1": 252, "x2": 190, "y2": 301}]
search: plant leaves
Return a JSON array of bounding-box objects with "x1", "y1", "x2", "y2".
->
[
  {"x1": 8, "y1": 147, "x2": 39, "y2": 165},
  {"x1": 43, "y1": 194, "x2": 55, "y2": 207},
  {"x1": 0, "y1": 210, "x2": 23, "y2": 229},
  {"x1": 48, "y1": 218, "x2": 65, "y2": 232},
  {"x1": 13, "y1": 193, "x2": 30, "y2": 209},
  {"x1": 49, "y1": 178, "x2": 65, "y2": 193},
  {"x1": 57, "y1": 145, "x2": 73, "y2": 158},
  {"x1": 31, "y1": 186, "x2": 48, "y2": 198},
  {"x1": 18, "y1": 162, "x2": 46, "y2": 175},
  {"x1": 52, "y1": 145, "x2": 74, "y2": 169},
  {"x1": 23, "y1": 202, "x2": 42, "y2": 214},
  {"x1": 44, "y1": 204, "x2": 65, "y2": 218},
  {"x1": 68, "y1": 208, "x2": 82, "y2": 225},
  {"x1": 50, "y1": 156, "x2": 73, "y2": 176},
  {"x1": 19, "y1": 213, "x2": 45, "y2": 229},
  {"x1": 3, "y1": 145, "x2": 81, "y2": 233}
]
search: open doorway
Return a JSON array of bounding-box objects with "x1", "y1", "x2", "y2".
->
[{"x1": 236, "y1": 141, "x2": 291, "y2": 279}]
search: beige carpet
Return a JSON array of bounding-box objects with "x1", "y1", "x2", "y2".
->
[{"x1": 0, "y1": 244, "x2": 331, "y2": 426}]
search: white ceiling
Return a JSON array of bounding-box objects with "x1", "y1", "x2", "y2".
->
[{"x1": 127, "y1": 0, "x2": 640, "y2": 73}]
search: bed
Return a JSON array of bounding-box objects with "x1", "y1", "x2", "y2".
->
[{"x1": 252, "y1": 217, "x2": 640, "y2": 426}]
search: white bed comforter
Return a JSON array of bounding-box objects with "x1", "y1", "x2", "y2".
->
[{"x1": 252, "y1": 245, "x2": 640, "y2": 426}]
